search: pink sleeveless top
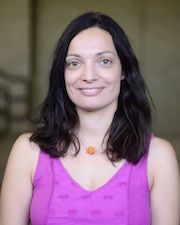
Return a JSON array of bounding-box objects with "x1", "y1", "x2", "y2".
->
[{"x1": 30, "y1": 150, "x2": 151, "y2": 225}]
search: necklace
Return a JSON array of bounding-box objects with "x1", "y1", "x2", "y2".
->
[
  {"x1": 78, "y1": 136, "x2": 97, "y2": 155},
  {"x1": 86, "y1": 146, "x2": 97, "y2": 154}
]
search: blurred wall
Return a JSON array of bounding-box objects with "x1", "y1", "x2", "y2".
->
[
  {"x1": 0, "y1": 0, "x2": 29, "y2": 75},
  {"x1": 0, "y1": 0, "x2": 30, "y2": 132},
  {"x1": 0, "y1": 0, "x2": 179, "y2": 156}
]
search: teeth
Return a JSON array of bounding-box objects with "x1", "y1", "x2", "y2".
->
[
  {"x1": 83, "y1": 88, "x2": 100, "y2": 92},
  {"x1": 80, "y1": 88, "x2": 103, "y2": 95}
]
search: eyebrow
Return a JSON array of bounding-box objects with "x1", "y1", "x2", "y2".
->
[
  {"x1": 66, "y1": 54, "x2": 81, "y2": 58},
  {"x1": 66, "y1": 51, "x2": 116, "y2": 58},
  {"x1": 96, "y1": 51, "x2": 116, "y2": 56}
]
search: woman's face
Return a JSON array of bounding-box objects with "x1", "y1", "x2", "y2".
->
[{"x1": 64, "y1": 27, "x2": 123, "y2": 112}]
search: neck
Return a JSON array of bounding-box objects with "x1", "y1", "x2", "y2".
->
[{"x1": 76, "y1": 107, "x2": 116, "y2": 147}]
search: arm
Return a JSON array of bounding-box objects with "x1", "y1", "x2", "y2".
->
[
  {"x1": 149, "y1": 137, "x2": 180, "y2": 225},
  {"x1": 0, "y1": 133, "x2": 39, "y2": 225}
]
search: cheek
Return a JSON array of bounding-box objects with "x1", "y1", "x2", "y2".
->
[
  {"x1": 64, "y1": 73, "x2": 78, "y2": 101},
  {"x1": 109, "y1": 72, "x2": 122, "y2": 88},
  {"x1": 64, "y1": 71, "x2": 79, "y2": 87},
  {"x1": 110, "y1": 73, "x2": 122, "y2": 96},
  {"x1": 64, "y1": 71, "x2": 70, "y2": 84},
  {"x1": 64, "y1": 72, "x2": 74, "y2": 90},
  {"x1": 64, "y1": 75, "x2": 72, "y2": 98}
]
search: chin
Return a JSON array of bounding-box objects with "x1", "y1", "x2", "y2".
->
[
  {"x1": 74, "y1": 99, "x2": 118, "y2": 113},
  {"x1": 76, "y1": 104, "x2": 102, "y2": 112},
  {"x1": 77, "y1": 103, "x2": 114, "y2": 113}
]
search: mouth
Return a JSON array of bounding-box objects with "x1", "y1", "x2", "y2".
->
[{"x1": 78, "y1": 87, "x2": 104, "y2": 96}]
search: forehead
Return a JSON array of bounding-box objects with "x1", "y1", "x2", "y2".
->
[{"x1": 67, "y1": 27, "x2": 116, "y2": 55}]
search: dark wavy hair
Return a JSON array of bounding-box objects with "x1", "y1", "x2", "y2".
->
[{"x1": 30, "y1": 12, "x2": 152, "y2": 164}]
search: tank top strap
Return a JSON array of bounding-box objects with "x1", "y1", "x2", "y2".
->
[
  {"x1": 32, "y1": 150, "x2": 54, "y2": 188},
  {"x1": 128, "y1": 136, "x2": 152, "y2": 225}
]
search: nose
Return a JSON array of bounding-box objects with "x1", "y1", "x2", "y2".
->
[{"x1": 81, "y1": 62, "x2": 98, "y2": 82}]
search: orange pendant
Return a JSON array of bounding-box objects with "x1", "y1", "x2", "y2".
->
[{"x1": 86, "y1": 146, "x2": 96, "y2": 154}]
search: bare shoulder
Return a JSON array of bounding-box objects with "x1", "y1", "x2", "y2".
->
[
  {"x1": 11, "y1": 132, "x2": 40, "y2": 159},
  {"x1": 148, "y1": 135, "x2": 180, "y2": 186},
  {"x1": 148, "y1": 136, "x2": 180, "y2": 224},
  {"x1": 0, "y1": 133, "x2": 40, "y2": 224},
  {"x1": 12, "y1": 132, "x2": 38, "y2": 150},
  {"x1": 8, "y1": 132, "x2": 40, "y2": 180},
  {"x1": 149, "y1": 136, "x2": 178, "y2": 165}
]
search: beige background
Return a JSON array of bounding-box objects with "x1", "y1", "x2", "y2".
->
[{"x1": 0, "y1": 0, "x2": 180, "y2": 183}]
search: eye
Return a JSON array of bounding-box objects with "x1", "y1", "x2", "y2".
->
[
  {"x1": 66, "y1": 60, "x2": 81, "y2": 69},
  {"x1": 100, "y1": 58, "x2": 113, "y2": 67}
]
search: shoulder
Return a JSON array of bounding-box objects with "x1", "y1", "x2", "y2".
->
[
  {"x1": 13, "y1": 132, "x2": 36, "y2": 148},
  {"x1": 148, "y1": 135, "x2": 179, "y2": 188},
  {"x1": 11, "y1": 132, "x2": 40, "y2": 160},
  {"x1": 148, "y1": 135, "x2": 178, "y2": 166},
  {"x1": 0, "y1": 133, "x2": 41, "y2": 224},
  {"x1": 147, "y1": 136, "x2": 180, "y2": 224},
  {"x1": 8, "y1": 132, "x2": 41, "y2": 181}
]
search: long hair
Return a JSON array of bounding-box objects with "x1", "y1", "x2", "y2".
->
[{"x1": 30, "y1": 12, "x2": 152, "y2": 164}]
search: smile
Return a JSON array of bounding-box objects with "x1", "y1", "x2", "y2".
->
[{"x1": 78, "y1": 87, "x2": 104, "y2": 96}]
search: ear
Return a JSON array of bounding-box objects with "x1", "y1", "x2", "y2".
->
[{"x1": 121, "y1": 73, "x2": 125, "y2": 80}]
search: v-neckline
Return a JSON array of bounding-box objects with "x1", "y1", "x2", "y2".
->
[{"x1": 56, "y1": 157, "x2": 128, "y2": 193}]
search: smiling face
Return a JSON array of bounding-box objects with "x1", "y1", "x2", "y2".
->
[{"x1": 64, "y1": 27, "x2": 123, "y2": 113}]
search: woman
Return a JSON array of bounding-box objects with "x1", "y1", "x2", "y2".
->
[{"x1": 0, "y1": 12, "x2": 179, "y2": 225}]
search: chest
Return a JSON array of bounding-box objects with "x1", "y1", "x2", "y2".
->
[
  {"x1": 60, "y1": 155, "x2": 126, "y2": 192},
  {"x1": 30, "y1": 154, "x2": 151, "y2": 225}
]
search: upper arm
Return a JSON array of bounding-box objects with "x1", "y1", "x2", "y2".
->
[
  {"x1": 0, "y1": 133, "x2": 39, "y2": 225},
  {"x1": 149, "y1": 137, "x2": 180, "y2": 225}
]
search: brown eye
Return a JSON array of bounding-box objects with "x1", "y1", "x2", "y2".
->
[
  {"x1": 100, "y1": 58, "x2": 113, "y2": 67},
  {"x1": 71, "y1": 61, "x2": 79, "y2": 66},
  {"x1": 66, "y1": 60, "x2": 80, "y2": 69},
  {"x1": 102, "y1": 59, "x2": 110, "y2": 64}
]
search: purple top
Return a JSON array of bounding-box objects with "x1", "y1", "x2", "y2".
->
[{"x1": 30, "y1": 149, "x2": 151, "y2": 225}]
